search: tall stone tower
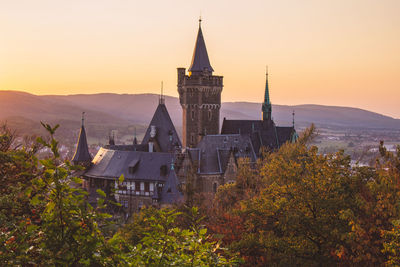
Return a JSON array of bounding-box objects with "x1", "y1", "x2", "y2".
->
[{"x1": 177, "y1": 20, "x2": 223, "y2": 148}]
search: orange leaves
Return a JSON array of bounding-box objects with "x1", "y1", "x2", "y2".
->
[{"x1": 5, "y1": 236, "x2": 16, "y2": 245}]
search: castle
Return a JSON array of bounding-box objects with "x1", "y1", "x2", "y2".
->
[{"x1": 72, "y1": 20, "x2": 297, "y2": 215}]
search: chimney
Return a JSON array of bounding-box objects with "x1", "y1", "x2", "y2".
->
[
  {"x1": 149, "y1": 142, "x2": 154, "y2": 153},
  {"x1": 150, "y1": 125, "x2": 156, "y2": 138}
]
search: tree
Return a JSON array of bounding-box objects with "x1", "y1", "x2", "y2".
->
[
  {"x1": 0, "y1": 123, "x2": 43, "y2": 265},
  {"x1": 208, "y1": 126, "x2": 400, "y2": 266},
  {"x1": 118, "y1": 206, "x2": 240, "y2": 266},
  {"x1": 1, "y1": 123, "x2": 118, "y2": 266}
]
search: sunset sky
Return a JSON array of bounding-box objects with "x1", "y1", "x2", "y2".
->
[{"x1": 1, "y1": 0, "x2": 399, "y2": 118}]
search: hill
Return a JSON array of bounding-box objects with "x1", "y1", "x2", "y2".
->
[{"x1": 1, "y1": 90, "x2": 400, "y2": 144}]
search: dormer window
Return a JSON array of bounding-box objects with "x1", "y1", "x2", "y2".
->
[{"x1": 128, "y1": 158, "x2": 140, "y2": 174}]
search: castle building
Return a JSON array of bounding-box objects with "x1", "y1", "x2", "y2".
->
[
  {"x1": 74, "y1": 21, "x2": 297, "y2": 216},
  {"x1": 79, "y1": 98, "x2": 183, "y2": 214}
]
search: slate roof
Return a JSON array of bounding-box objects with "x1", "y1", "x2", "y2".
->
[
  {"x1": 72, "y1": 124, "x2": 92, "y2": 163},
  {"x1": 221, "y1": 118, "x2": 295, "y2": 155},
  {"x1": 276, "y1": 127, "x2": 295, "y2": 147},
  {"x1": 105, "y1": 144, "x2": 148, "y2": 152},
  {"x1": 161, "y1": 168, "x2": 183, "y2": 204},
  {"x1": 141, "y1": 103, "x2": 181, "y2": 152},
  {"x1": 188, "y1": 24, "x2": 214, "y2": 74},
  {"x1": 187, "y1": 134, "x2": 256, "y2": 174},
  {"x1": 85, "y1": 148, "x2": 175, "y2": 182}
]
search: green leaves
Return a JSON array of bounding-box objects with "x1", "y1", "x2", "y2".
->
[
  {"x1": 96, "y1": 189, "x2": 106, "y2": 198},
  {"x1": 118, "y1": 174, "x2": 124, "y2": 184},
  {"x1": 119, "y1": 207, "x2": 239, "y2": 266},
  {"x1": 30, "y1": 195, "x2": 40, "y2": 206},
  {"x1": 39, "y1": 122, "x2": 59, "y2": 136},
  {"x1": 1, "y1": 122, "x2": 121, "y2": 266}
]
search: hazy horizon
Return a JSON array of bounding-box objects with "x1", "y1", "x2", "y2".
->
[
  {"x1": 1, "y1": 0, "x2": 399, "y2": 118},
  {"x1": 3, "y1": 89, "x2": 400, "y2": 120}
]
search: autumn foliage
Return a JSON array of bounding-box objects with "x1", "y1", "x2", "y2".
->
[
  {"x1": 205, "y1": 126, "x2": 400, "y2": 266},
  {"x1": 1, "y1": 122, "x2": 400, "y2": 266}
]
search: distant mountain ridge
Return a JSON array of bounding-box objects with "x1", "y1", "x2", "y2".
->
[{"x1": 1, "y1": 91, "x2": 400, "y2": 135}]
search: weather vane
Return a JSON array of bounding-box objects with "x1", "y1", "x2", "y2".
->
[
  {"x1": 81, "y1": 111, "x2": 85, "y2": 126},
  {"x1": 199, "y1": 12, "x2": 202, "y2": 26}
]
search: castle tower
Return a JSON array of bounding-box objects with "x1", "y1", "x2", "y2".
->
[
  {"x1": 177, "y1": 19, "x2": 223, "y2": 148},
  {"x1": 262, "y1": 68, "x2": 272, "y2": 121}
]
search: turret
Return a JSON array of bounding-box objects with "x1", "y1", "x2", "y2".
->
[
  {"x1": 262, "y1": 67, "x2": 272, "y2": 121},
  {"x1": 72, "y1": 112, "x2": 92, "y2": 167}
]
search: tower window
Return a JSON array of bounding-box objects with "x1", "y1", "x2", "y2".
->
[
  {"x1": 191, "y1": 134, "x2": 195, "y2": 144},
  {"x1": 208, "y1": 110, "x2": 212, "y2": 121},
  {"x1": 191, "y1": 110, "x2": 195, "y2": 120}
]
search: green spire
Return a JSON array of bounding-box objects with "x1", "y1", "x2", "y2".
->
[{"x1": 262, "y1": 67, "x2": 272, "y2": 121}]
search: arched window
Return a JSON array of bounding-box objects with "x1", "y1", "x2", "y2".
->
[
  {"x1": 208, "y1": 109, "x2": 212, "y2": 120},
  {"x1": 191, "y1": 110, "x2": 195, "y2": 120}
]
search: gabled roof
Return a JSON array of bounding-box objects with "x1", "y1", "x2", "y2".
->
[
  {"x1": 188, "y1": 23, "x2": 214, "y2": 74},
  {"x1": 141, "y1": 103, "x2": 181, "y2": 152},
  {"x1": 188, "y1": 134, "x2": 256, "y2": 174},
  {"x1": 276, "y1": 126, "x2": 295, "y2": 147},
  {"x1": 105, "y1": 144, "x2": 148, "y2": 151},
  {"x1": 85, "y1": 148, "x2": 174, "y2": 182},
  {"x1": 72, "y1": 124, "x2": 92, "y2": 163},
  {"x1": 161, "y1": 169, "x2": 183, "y2": 204},
  {"x1": 221, "y1": 119, "x2": 295, "y2": 154}
]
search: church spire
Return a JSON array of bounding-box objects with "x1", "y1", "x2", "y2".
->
[
  {"x1": 262, "y1": 67, "x2": 272, "y2": 121},
  {"x1": 188, "y1": 18, "x2": 214, "y2": 75},
  {"x1": 72, "y1": 112, "x2": 92, "y2": 165}
]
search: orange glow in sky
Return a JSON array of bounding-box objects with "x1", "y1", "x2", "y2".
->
[{"x1": 1, "y1": 0, "x2": 399, "y2": 118}]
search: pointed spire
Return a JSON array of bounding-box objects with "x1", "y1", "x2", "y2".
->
[
  {"x1": 292, "y1": 110, "x2": 295, "y2": 127},
  {"x1": 159, "y1": 81, "x2": 165, "y2": 105},
  {"x1": 81, "y1": 111, "x2": 85, "y2": 126},
  {"x1": 133, "y1": 127, "x2": 137, "y2": 145},
  {"x1": 188, "y1": 19, "x2": 214, "y2": 75},
  {"x1": 109, "y1": 130, "x2": 115, "y2": 145},
  {"x1": 262, "y1": 66, "x2": 272, "y2": 121},
  {"x1": 72, "y1": 112, "x2": 92, "y2": 165}
]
